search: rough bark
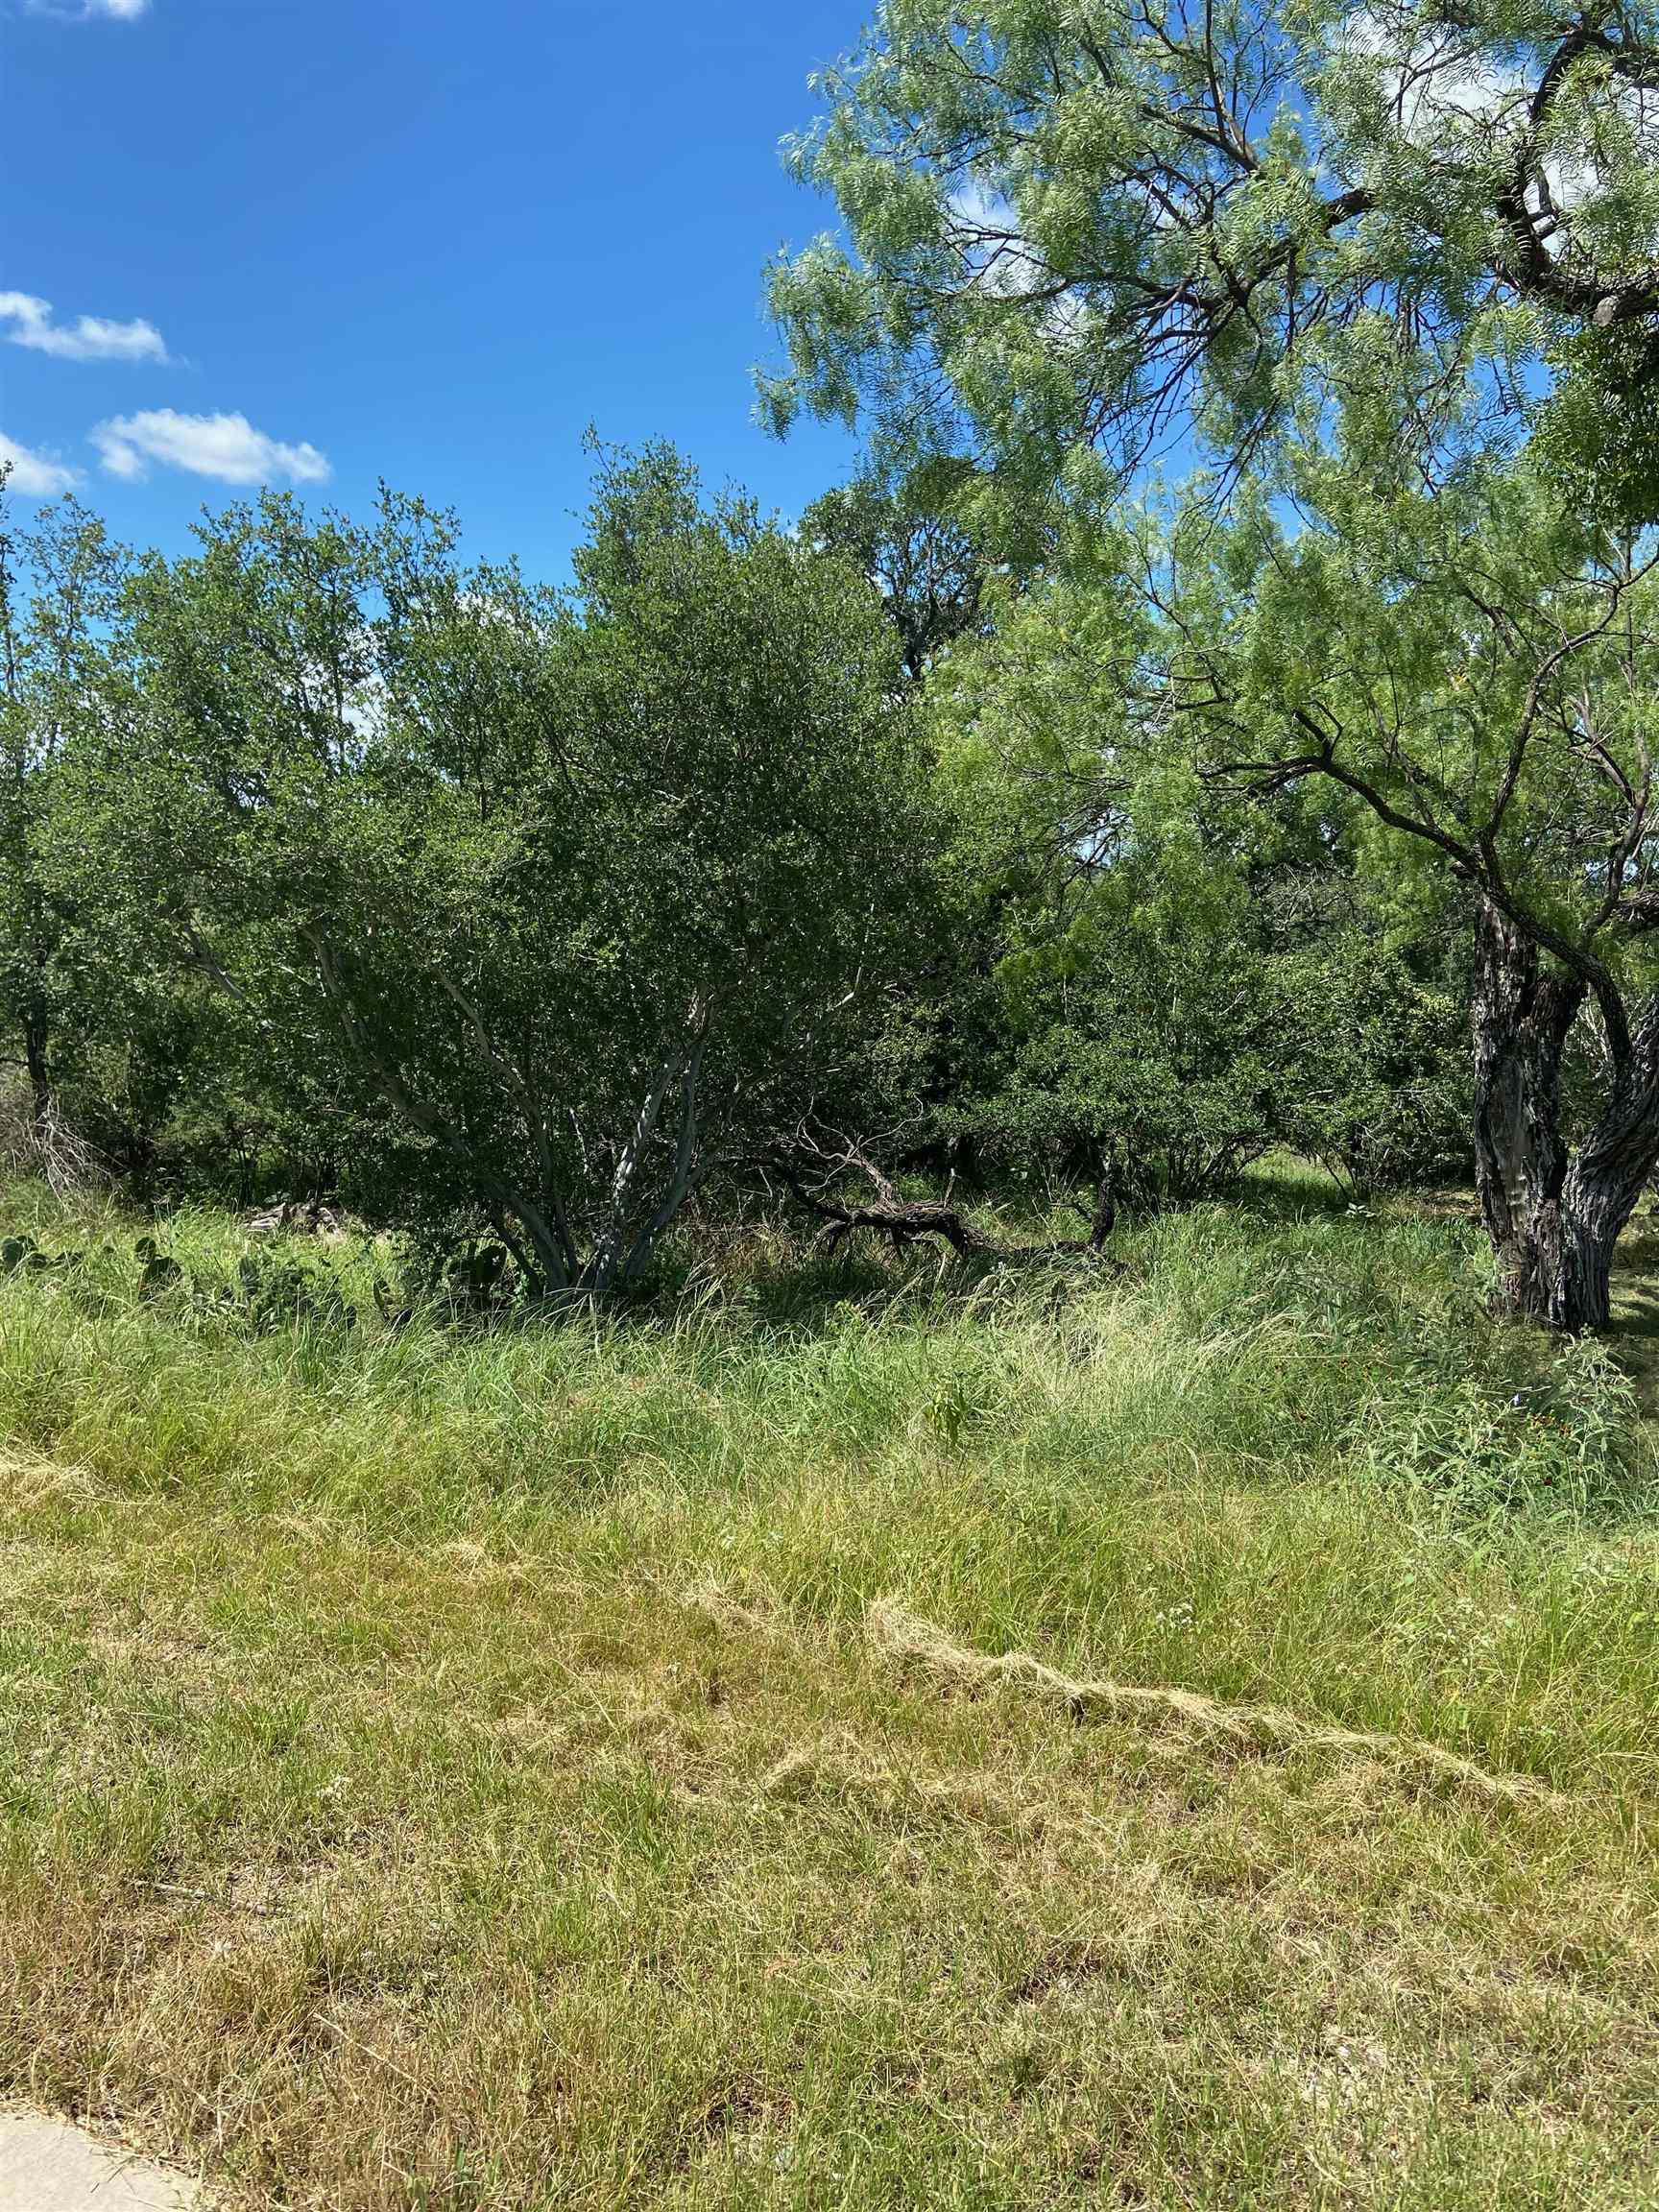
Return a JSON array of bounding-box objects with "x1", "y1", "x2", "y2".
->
[
  {"x1": 1553, "y1": 997, "x2": 1659, "y2": 1331},
  {"x1": 1472, "y1": 903, "x2": 1582, "y2": 1321},
  {"x1": 1472, "y1": 902, "x2": 1659, "y2": 1332}
]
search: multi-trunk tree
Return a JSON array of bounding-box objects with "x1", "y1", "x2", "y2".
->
[
  {"x1": 76, "y1": 446, "x2": 926, "y2": 1294},
  {"x1": 1155, "y1": 456, "x2": 1659, "y2": 1330}
]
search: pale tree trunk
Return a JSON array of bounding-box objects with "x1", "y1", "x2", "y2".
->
[
  {"x1": 581, "y1": 1010, "x2": 709, "y2": 1295},
  {"x1": 1472, "y1": 902, "x2": 1659, "y2": 1332}
]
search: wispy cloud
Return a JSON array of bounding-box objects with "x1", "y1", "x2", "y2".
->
[
  {"x1": 0, "y1": 290, "x2": 169, "y2": 365},
  {"x1": 945, "y1": 180, "x2": 1090, "y2": 343},
  {"x1": 91, "y1": 409, "x2": 331, "y2": 487},
  {"x1": 19, "y1": 0, "x2": 151, "y2": 17},
  {"x1": 42, "y1": 0, "x2": 151, "y2": 16},
  {"x1": 0, "y1": 433, "x2": 82, "y2": 497}
]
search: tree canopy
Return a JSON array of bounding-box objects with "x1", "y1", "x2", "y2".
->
[
  {"x1": 7, "y1": 4, "x2": 1659, "y2": 1334},
  {"x1": 0, "y1": 487, "x2": 129, "y2": 1142},
  {"x1": 763, "y1": 0, "x2": 1659, "y2": 510},
  {"x1": 59, "y1": 446, "x2": 926, "y2": 1295}
]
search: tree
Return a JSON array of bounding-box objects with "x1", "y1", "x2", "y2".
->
[
  {"x1": 763, "y1": 0, "x2": 1659, "y2": 506},
  {"x1": 1149, "y1": 451, "x2": 1659, "y2": 1329},
  {"x1": 764, "y1": 1, "x2": 1659, "y2": 1330},
  {"x1": 0, "y1": 478, "x2": 126, "y2": 1135},
  {"x1": 925, "y1": 549, "x2": 1471, "y2": 1206},
  {"x1": 803, "y1": 458, "x2": 996, "y2": 680},
  {"x1": 83, "y1": 447, "x2": 926, "y2": 1294}
]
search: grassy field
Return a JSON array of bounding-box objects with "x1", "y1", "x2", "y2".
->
[{"x1": 3, "y1": 1170, "x2": 1659, "y2": 2209}]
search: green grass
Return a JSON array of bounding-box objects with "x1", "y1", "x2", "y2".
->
[{"x1": 3, "y1": 1174, "x2": 1659, "y2": 2207}]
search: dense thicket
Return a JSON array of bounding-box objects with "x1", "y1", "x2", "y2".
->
[
  {"x1": 0, "y1": 442, "x2": 1472, "y2": 1292},
  {"x1": 3, "y1": 450, "x2": 935, "y2": 1290},
  {"x1": 156, "y1": 459, "x2": 926, "y2": 1293},
  {"x1": 8, "y1": 1, "x2": 1659, "y2": 1328},
  {"x1": 760, "y1": 0, "x2": 1659, "y2": 1333}
]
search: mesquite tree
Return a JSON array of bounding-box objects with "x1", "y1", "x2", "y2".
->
[
  {"x1": 763, "y1": 0, "x2": 1659, "y2": 507},
  {"x1": 923, "y1": 536, "x2": 1471, "y2": 1206},
  {"x1": 79, "y1": 447, "x2": 924, "y2": 1293},
  {"x1": 1155, "y1": 455, "x2": 1659, "y2": 1331},
  {"x1": 765, "y1": 0, "x2": 1659, "y2": 1329}
]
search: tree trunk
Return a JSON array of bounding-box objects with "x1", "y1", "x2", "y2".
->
[
  {"x1": 1471, "y1": 903, "x2": 1659, "y2": 1332},
  {"x1": 1472, "y1": 903, "x2": 1581, "y2": 1321},
  {"x1": 1551, "y1": 998, "x2": 1659, "y2": 1331},
  {"x1": 485, "y1": 1183, "x2": 573, "y2": 1300},
  {"x1": 24, "y1": 995, "x2": 51, "y2": 1129}
]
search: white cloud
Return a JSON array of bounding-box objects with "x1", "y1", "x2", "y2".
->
[
  {"x1": 946, "y1": 180, "x2": 1091, "y2": 343},
  {"x1": 22, "y1": 0, "x2": 150, "y2": 19},
  {"x1": 0, "y1": 290, "x2": 169, "y2": 365},
  {"x1": 90, "y1": 409, "x2": 332, "y2": 487},
  {"x1": 0, "y1": 433, "x2": 82, "y2": 498}
]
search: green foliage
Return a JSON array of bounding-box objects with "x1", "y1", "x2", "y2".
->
[
  {"x1": 918, "y1": 551, "x2": 1472, "y2": 1203},
  {"x1": 1158, "y1": 449, "x2": 1659, "y2": 1002},
  {"x1": 1273, "y1": 909, "x2": 1473, "y2": 1192},
  {"x1": 0, "y1": 483, "x2": 249, "y2": 1186},
  {"x1": 0, "y1": 491, "x2": 129, "y2": 1118},
  {"x1": 764, "y1": 0, "x2": 1659, "y2": 510},
  {"x1": 802, "y1": 455, "x2": 998, "y2": 679},
  {"x1": 1533, "y1": 323, "x2": 1659, "y2": 529},
  {"x1": 68, "y1": 445, "x2": 927, "y2": 1293},
  {"x1": 1357, "y1": 1337, "x2": 1642, "y2": 1518},
  {"x1": 951, "y1": 897, "x2": 1290, "y2": 1203},
  {"x1": 757, "y1": 0, "x2": 1659, "y2": 1330}
]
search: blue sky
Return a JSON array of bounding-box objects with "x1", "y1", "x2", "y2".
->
[{"x1": 2, "y1": 0, "x2": 868, "y2": 576}]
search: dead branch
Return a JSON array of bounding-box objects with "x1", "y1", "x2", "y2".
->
[{"x1": 762, "y1": 1124, "x2": 1118, "y2": 1266}]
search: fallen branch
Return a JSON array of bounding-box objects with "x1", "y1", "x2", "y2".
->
[
  {"x1": 763, "y1": 1125, "x2": 1117, "y2": 1264},
  {"x1": 867, "y1": 1599, "x2": 1556, "y2": 1809}
]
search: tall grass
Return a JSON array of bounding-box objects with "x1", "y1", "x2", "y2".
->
[
  {"x1": 6, "y1": 1177, "x2": 1659, "y2": 2207},
  {"x1": 3, "y1": 1180, "x2": 1655, "y2": 1787}
]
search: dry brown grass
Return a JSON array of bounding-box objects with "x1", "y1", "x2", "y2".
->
[
  {"x1": 866, "y1": 1598, "x2": 1560, "y2": 1807},
  {"x1": 4, "y1": 1486, "x2": 1659, "y2": 2209}
]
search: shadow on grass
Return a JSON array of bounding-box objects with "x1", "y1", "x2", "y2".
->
[
  {"x1": 1609, "y1": 1221, "x2": 1659, "y2": 1395},
  {"x1": 1233, "y1": 1153, "x2": 1365, "y2": 1224}
]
